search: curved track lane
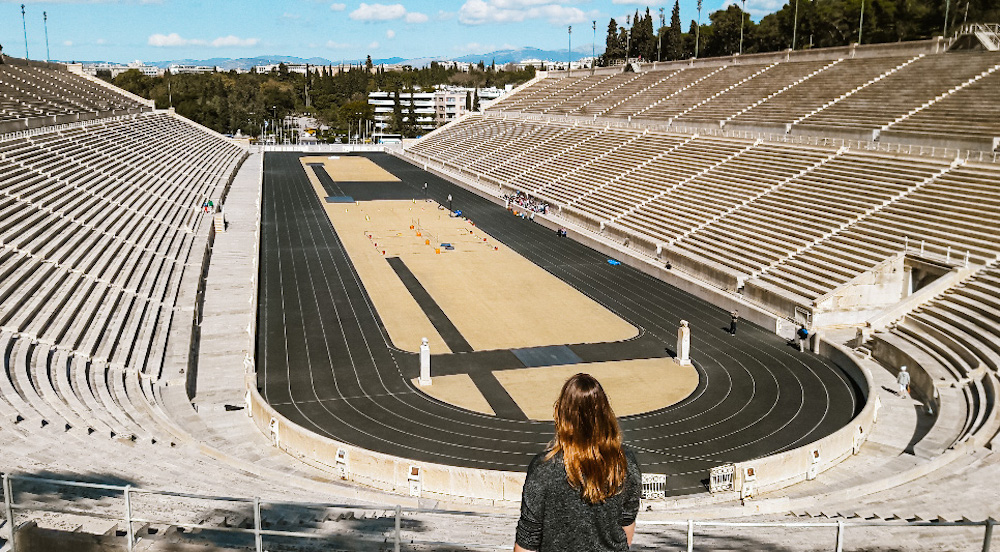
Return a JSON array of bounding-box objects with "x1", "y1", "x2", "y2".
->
[{"x1": 257, "y1": 152, "x2": 861, "y2": 495}]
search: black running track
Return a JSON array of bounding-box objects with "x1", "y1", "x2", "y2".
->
[{"x1": 256, "y1": 152, "x2": 862, "y2": 495}]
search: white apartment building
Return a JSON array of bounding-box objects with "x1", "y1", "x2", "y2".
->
[
  {"x1": 369, "y1": 86, "x2": 510, "y2": 131},
  {"x1": 82, "y1": 60, "x2": 161, "y2": 78},
  {"x1": 168, "y1": 64, "x2": 216, "y2": 74},
  {"x1": 368, "y1": 91, "x2": 436, "y2": 132}
]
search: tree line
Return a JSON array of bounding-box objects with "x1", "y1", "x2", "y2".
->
[
  {"x1": 109, "y1": 61, "x2": 535, "y2": 140},
  {"x1": 600, "y1": 0, "x2": 1000, "y2": 63}
]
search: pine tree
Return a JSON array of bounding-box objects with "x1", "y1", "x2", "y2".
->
[
  {"x1": 603, "y1": 18, "x2": 624, "y2": 64},
  {"x1": 667, "y1": 0, "x2": 684, "y2": 60},
  {"x1": 406, "y1": 95, "x2": 417, "y2": 137},
  {"x1": 391, "y1": 89, "x2": 403, "y2": 134},
  {"x1": 638, "y1": 8, "x2": 656, "y2": 60}
]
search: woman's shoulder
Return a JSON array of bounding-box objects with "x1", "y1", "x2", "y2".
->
[
  {"x1": 528, "y1": 450, "x2": 562, "y2": 471},
  {"x1": 623, "y1": 446, "x2": 641, "y2": 474}
]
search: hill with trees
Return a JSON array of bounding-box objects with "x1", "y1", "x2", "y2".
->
[{"x1": 110, "y1": 61, "x2": 535, "y2": 140}]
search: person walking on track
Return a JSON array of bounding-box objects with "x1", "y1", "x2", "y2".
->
[
  {"x1": 897, "y1": 366, "x2": 911, "y2": 398},
  {"x1": 729, "y1": 310, "x2": 739, "y2": 336},
  {"x1": 514, "y1": 373, "x2": 641, "y2": 552}
]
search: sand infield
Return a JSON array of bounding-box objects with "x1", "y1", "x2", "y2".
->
[
  {"x1": 302, "y1": 156, "x2": 698, "y2": 418},
  {"x1": 494, "y1": 358, "x2": 699, "y2": 420},
  {"x1": 301, "y1": 155, "x2": 400, "y2": 182}
]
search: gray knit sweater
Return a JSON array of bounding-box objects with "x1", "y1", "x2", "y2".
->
[{"x1": 515, "y1": 449, "x2": 642, "y2": 552}]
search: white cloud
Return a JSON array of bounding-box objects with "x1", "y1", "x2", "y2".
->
[
  {"x1": 368, "y1": 41, "x2": 381, "y2": 49},
  {"x1": 326, "y1": 40, "x2": 351, "y2": 48},
  {"x1": 211, "y1": 35, "x2": 259, "y2": 47},
  {"x1": 349, "y1": 2, "x2": 428, "y2": 23},
  {"x1": 149, "y1": 33, "x2": 188, "y2": 47},
  {"x1": 458, "y1": 0, "x2": 594, "y2": 25},
  {"x1": 281, "y1": 12, "x2": 301, "y2": 20},
  {"x1": 62, "y1": 40, "x2": 73, "y2": 47},
  {"x1": 721, "y1": 0, "x2": 782, "y2": 17},
  {"x1": 351, "y1": 2, "x2": 405, "y2": 20},
  {"x1": 386, "y1": 29, "x2": 396, "y2": 38},
  {"x1": 95, "y1": 38, "x2": 107, "y2": 45},
  {"x1": 453, "y1": 42, "x2": 492, "y2": 52},
  {"x1": 330, "y1": 2, "x2": 346, "y2": 10},
  {"x1": 148, "y1": 33, "x2": 259, "y2": 48}
]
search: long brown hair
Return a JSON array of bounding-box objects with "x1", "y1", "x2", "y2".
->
[{"x1": 546, "y1": 373, "x2": 627, "y2": 504}]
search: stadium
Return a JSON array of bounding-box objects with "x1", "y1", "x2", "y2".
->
[{"x1": 0, "y1": 10, "x2": 999, "y2": 552}]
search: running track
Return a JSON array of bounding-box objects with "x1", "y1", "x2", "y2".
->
[{"x1": 256, "y1": 152, "x2": 861, "y2": 495}]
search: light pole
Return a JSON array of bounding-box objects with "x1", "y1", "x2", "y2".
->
[
  {"x1": 943, "y1": 0, "x2": 951, "y2": 37},
  {"x1": 626, "y1": 15, "x2": 632, "y2": 61},
  {"x1": 695, "y1": 0, "x2": 703, "y2": 58},
  {"x1": 858, "y1": 0, "x2": 865, "y2": 44},
  {"x1": 43, "y1": 11, "x2": 50, "y2": 62},
  {"x1": 21, "y1": 4, "x2": 29, "y2": 59},
  {"x1": 739, "y1": 0, "x2": 747, "y2": 55},
  {"x1": 658, "y1": 7, "x2": 665, "y2": 62},
  {"x1": 568, "y1": 25, "x2": 572, "y2": 75},
  {"x1": 592, "y1": 20, "x2": 596, "y2": 74},
  {"x1": 792, "y1": 0, "x2": 799, "y2": 49}
]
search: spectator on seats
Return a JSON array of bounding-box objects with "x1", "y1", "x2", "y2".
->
[
  {"x1": 514, "y1": 373, "x2": 641, "y2": 552},
  {"x1": 897, "y1": 366, "x2": 910, "y2": 398},
  {"x1": 202, "y1": 200, "x2": 209, "y2": 213}
]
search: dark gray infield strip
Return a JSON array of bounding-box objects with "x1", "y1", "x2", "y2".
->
[
  {"x1": 256, "y1": 152, "x2": 864, "y2": 496},
  {"x1": 385, "y1": 256, "x2": 474, "y2": 354},
  {"x1": 469, "y1": 371, "x2": 528, "y2": 421}
]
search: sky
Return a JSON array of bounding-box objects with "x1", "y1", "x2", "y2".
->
[{"x1": 0, "y1": 0, "x2": 783, "y2": 64}]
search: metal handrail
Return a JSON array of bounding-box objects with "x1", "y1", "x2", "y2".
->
[{"x1": 2, "y1": 473, "x2": 995, "y2": 552}]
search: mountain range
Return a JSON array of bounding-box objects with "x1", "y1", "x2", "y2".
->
[{"x1": 69, "y1": 46, "x2": 601, "y2": 70}]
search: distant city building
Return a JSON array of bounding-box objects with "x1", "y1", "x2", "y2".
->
[
  {"x1": 369, "y1": 86, "x2": 510, "y2": 131},
  {"x1": 369, "y1": 91, "x2": 436, "y2": 132},
  {"x1": 168, "y1": 64, "x2": 216, "y2": 74},
  {"x1": 253, "y1": 63, "x2": 326, "y2": 75},
  {"x1": 126, "y1": 61, "x2": 162, "y2": 77},
  {"x1": 516, "y1": 58, "x2": 593, "y2": 71},
  {"x1": 82, "y1": 60, "x2": 161, "y2": 78}
]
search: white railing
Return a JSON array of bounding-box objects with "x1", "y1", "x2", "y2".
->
[
  {"x1": 639, "y1": 519, "x2": 997, "y2": 552},
  {"x1": 1, "y1": 473, "x2": 995, "y2": 552},
  {"x1": 956, "y1": 23, "x2": 1000, "y2": 50},
  {"x1": 258, "y1": 143, "x2": 398, "y2": 153}
]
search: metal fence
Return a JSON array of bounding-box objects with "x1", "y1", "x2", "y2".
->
[{"x1": 1, "y1": 473, "x2": 995, "y2": 552}]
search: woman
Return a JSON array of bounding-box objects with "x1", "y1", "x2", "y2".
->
[{"x1": 514, "y1": 373, "x2": 642, "y2": 552}]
